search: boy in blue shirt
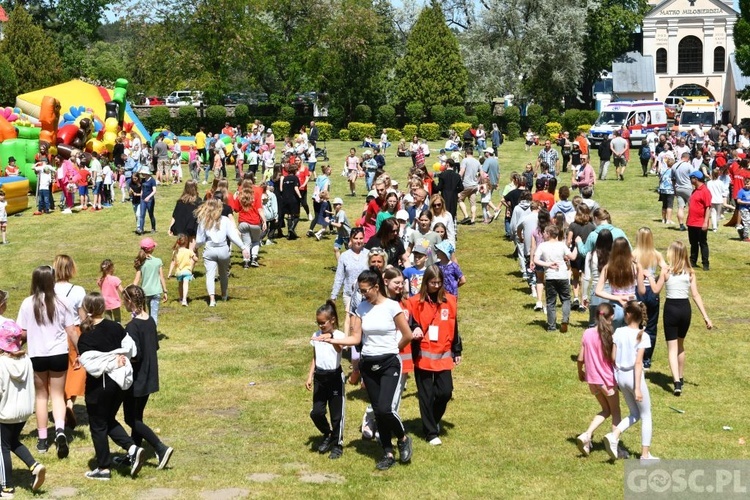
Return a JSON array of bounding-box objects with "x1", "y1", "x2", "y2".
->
[{"x1": 737, "y1": 177, "x2": 750, "y2": 241}]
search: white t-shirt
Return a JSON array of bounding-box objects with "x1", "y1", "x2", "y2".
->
[
  {"x1": 16, "y1": 294, "x2": 76, "y2": 358},
  {"x1": 54, "y1": 282, "x2": 86, "y2": 325},
  {"x1": 0, "y1": 200, "x2": 7, "y2": 222},
  {"x1": 356, "y1": 298, "x2": 403, "y2": 357},
  {"x1": 311, "y1": 329, "x2": 344, "y2": 371},
  {"x1": 102, "y1": 165, "x2": 113, "y2": 185},
  {"x1": 613, "y1": 326, "x2": 651, "y2": 370},
  {"x1": 534, "y1": 240, "x2": 573, "y2": 280}
]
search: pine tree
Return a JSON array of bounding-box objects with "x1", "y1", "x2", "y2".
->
[
  {"x1": 395, "y1": 1, "x2": 467, "y2": 109},
  {"x1": 0, "y1": 54, "x2": 18, "y2": 107},
  {"x1": 0, "y1": 5, "x2": 64, "y2": 94}
]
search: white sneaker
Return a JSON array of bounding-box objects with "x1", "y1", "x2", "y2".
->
[
  {"x1": 428, "y1": 437, "x2": 442, "y2": 446},
  {"x1": 62, "y1": 208, "x2": 72, "y2": 214},
  {"x1": 603, "y1": 433, "x2": 619, "y2": 460},
  {"x1": 576, "y1": 433, "x2": 590, "y2": 457},
  {"x1": 531, "y1": 287, "x2": 537, "y2": 298},
  {"x1": 640, "y1": 454, "x2": 660, "y2": 461},
  {"x1": 533, "y1": 301, "x2": 543, "y2": 311},
  {"x1": 202, "y1": 181, "x2": 207, "y2": 185}
]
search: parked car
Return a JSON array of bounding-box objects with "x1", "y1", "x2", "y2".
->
[
  {"x1": 141, "y1": 96, "x2": 165, "y2": 106},
  {"x1": 664, "y1": 96, "x2": 685, "y2": 120},
  {"x1": 167, "y1": 90, "x2": 204, "y2": 107}
]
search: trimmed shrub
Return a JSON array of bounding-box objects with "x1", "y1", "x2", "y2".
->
[
  {"x1": 445, "y1": 105, "x2": 466, "y2": 127},
  {"x1": 465, "y1": 115, "x2": 478, "y2": 127},
  {"x1": 405, "y1": 101, "x2": 424, "y2": 125},
  {"x1": 502, "y1": 105, "x2": 521, "y2": 125},
  {"x1": 450, "y1": 122, "x2": 472, "y2": 137},
  {"x1": 176, "y1": 106, "x2": 198, "y2": 135},
  {"x1": 327, "y1": 106, "x2": 345, "y2": 130},
  {"x1": 339, "y1": 129, "x2": 350, "y2": 141},
  {"x1": 147, "y1": 106, "x2": 171, "y2": 132},
  {"x1": 430, "y1": 104, "x2": 446, "y2": 130},
  {"x1": 546, "y1": 121, "x2": 563, "y2": 139},
  {"x1": 316, "y1": 122, "x2": 333, "y2": 141},
  {"x1": 419, "y1": 123, "x2": 441, "y2": 141},
  {"x1": 506, "y1": 122, "x2": 521, "y2": 141},
  {"x1": 402, "y1": 124, "x2": 418, "y2": 139},
  {"x1": 271, "y1": 121, "x2": 291, "y2": 138},
  {"x1": 560, "y1": 109, "x2": 598, "y2": 132},
  {"x1": 354, "y1": 104, "x2": 372, "y2": 123},
  {"x1": 474, "y1": 103, "x2": 492, "y2": 128},
  {"x1": 278, "y1": 106, "x2": 295, "y2": 122},
  {"x1": 547, "y1": 108, "x2": 562, "y2": 124},
  {"x1": 234, "y1": 104, "x2": 249, "y2": 129},
  {"x1": 526, "y1": 103, "x2": 546, "y2": 135},
  {"x1": 377, "y1": 104, "x2": 397, "y2": 128},
  {"x1": 204, "y1": 105, "x2": 227, "y2": 133},
  {"x1": 347, "y1": 122, "x2": 377, "y2": 141},
  {"x1": 384, "y1": 128, "x2": 401, "y2": 141}
]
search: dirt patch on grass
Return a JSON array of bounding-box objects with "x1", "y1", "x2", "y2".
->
[
  {"x1": 138, "y1": 488, "x2": 180, "y2": 499},
  {"x1": 298, "y1": 472, "x2": 345, "y2": 484},
  {"x1": 247, "y1": 473, "x2": 280, "y2": 482},
  {"x1": 200, "y1": 488, "x2": 249, "y2": 499},
  {"x1": 212, "y1": 407, "x2": 241, "y2": 418},
  {"x1": 49, "y1": 487, "x2": 79, "y2": 498}
]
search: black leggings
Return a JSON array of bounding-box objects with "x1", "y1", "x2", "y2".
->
[
  {"x1": 309, "y1": 200, "x2": 322, "y2": 231},
  {"x1": 663, "y1": 298, "x2": 691, "y2": 341},
  {"x1": 636, "y1": 284, "x2": 660, "y2": 363},
  {"x1": 360, "y1": 354, "x2": 405, "y2": 454},
  {"x1": 299, "y1": 190, "x2": 310, "y2": 218},
  {"x1": 310, "y1": 369, "x2": 345, "y2": 446},
  {"x1": 87, "y1": 385, "x2": 135, "y2": 469},
  {"x1": 123, "y1": 392, "x2": 164, "y2": 452},
  {"x1": 0, "y1": 422, "x2": 35, "y2": 488}
]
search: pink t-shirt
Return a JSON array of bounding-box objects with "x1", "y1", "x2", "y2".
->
[
  {"x1": 98, "y1": 275, "x2": 122, "y2": 310},
  {"x1": 581, "y1": 327, "x2": 615, "y2": 387},
  {"x1": 16, "y1": 295, "x2": 76, "y2": 358}
]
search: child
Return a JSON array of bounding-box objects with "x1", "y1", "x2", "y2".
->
[
  {"x1": 0, "y1": 295, "x2": 47, "y2": 495},
  {"x1": 33, "y1": 161, "x2": 55, "y2": 215},
  {"x1": 403, "y1": 246, "x2": 428, "y2": 296},
  {"x1": 576, "y1": 303, "x2": 622, "y2": 458},
  {"x1": 313, "y1": 191, "x2": 333, "y2": 241},
  {"x1": 121, "y1": 285, "x2": 174, "y2": 469},
  {"x1": 737, "y1": 177, "x2": 750, "y2": 241},
  {"x1": 247, "y1": 147, "x2": 259, "y2": 175},
  {"x1": 77, "y1": 293, "x2": 145, "y2": 480},
  {"x1": 0, "y1": 190, "x2": 7, "y2": 244},
  {"x1": 77, "y1": 163, "x2": 91, "y2": 210},
  {"x1": 479, "y1": 176, "x2": 493, "y2": 224},
  {"x1": 706, "y1": 168, "x2": 731, "y2": 231},
  {"x1": 533, "y1": 224, "x2": 576, "y2": 332},
  {"x1": 330, "y1": 198, "x2": 351, "y2": 261},
  {"x1": 522, "y1": 162, "x2": 535, "y2": 191},
  {"x1": 133, "y1": 238, "x2": 168, "y2": 325},
  {"x1": 435, "y1": 241, "x2": 466, "y2": 296},
  {"x1": 102, "y1": 160, "x2": 113, "y2": 207},
  {"x1": 168, "y1": 234, "x2": 198, "y2": 306},
  {"x1": 604, "y1": 301, "x2": 657, "y2": 461},
  {"x1": 170, "y1": 152, "x2": 181, "y2": 184},
  {"x1": 305, "y1": 300, "x2": 345, "y2": 459},
  {"x1": 98, "y1": 259, "x2": 124, "y2": 323}
]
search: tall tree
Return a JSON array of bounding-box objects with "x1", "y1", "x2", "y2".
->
[
  {"x1": 735, "y1": 0, "x2": 750, "y2": 99},
  {"x1": 0, "y1": 5, "x2": 63, "y2": 93},
  {"x1": 0, "y1": 54, "x2": 19, "y2": 106},
  {"x1": 395, "y1": 1, "x2": 467, "y2": 109}
]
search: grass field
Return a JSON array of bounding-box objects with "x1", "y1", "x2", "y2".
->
[{"x1": 0, "y1": 138, "x2": 748, "y2": 499}]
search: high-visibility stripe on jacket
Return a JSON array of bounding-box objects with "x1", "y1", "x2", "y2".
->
[
  {"x1": 397, "y1": 299, "x2": 414, "y2": 374},
  {"x1": 406, "y1": 293, "x2": 457, "y2": 372}
]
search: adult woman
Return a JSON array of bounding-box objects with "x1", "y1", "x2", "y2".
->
[
  {"x1": 475, "y1": 124, "x2": 486, "y2": 153},
  {"x1": 365, "y1": 218, "x2": 408, "y2": 269},
  {"x1": 330, "y1": 227, "x2": 369, "y2": 339},
  {"x1": 409, "y1": 135, "x2": 421, "y2": 167},
  {"x1": 137, "y1": 168, "x2": 157, "y2": 235},
  {"x1": 53, "y1": 255, "x2": 87, "y2": 429},
  {"x1": 633, "y1": 227, "x2": 667, "y2": 370},
  {"x1": 645, "y1": 241, "x2": 712, "y2": 396},
  {"x1": 595, "y1": 237, "x2": 640, "y2": 328},
  {"x1": 16, "y1": 265, "x2": 78, "y2": 457},
  {"x1": 168, "y1": 180, "x2": 202, "y2": 250},
  {"x1": 407, "y1": 265, "x2": 462, "y2": 445},
  {"x1": 582, "y1": 229, "x2": 613, "y2": 327},
  {"x1": 566, "y1": 205, "x2": 596, "y2": 311},
  {"x1": 279, "y1": 163, "x2": 302, "y2": 240},
  {"x1": 491, "y1": 123, "x2": 502, "y2": 151},
  {"x1": 429, "y1": 194, "x2": 456, "y2": 246},
  {"x1": 232, "y1": 180, "x2": 266, "y2": 268},
  {"x1": 318, "y1": 270, "x2": 413, "y2": 470},
  {"x1": 572, "y1": 158, "x2": 596, "y2": 193},
  {"x1": 194, "y1": 199, "x2": 249, "y2": 306}
]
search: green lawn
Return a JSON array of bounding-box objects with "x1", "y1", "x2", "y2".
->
[{"x1": 0, "y1": 138, "x2": 748, "y2": 499}]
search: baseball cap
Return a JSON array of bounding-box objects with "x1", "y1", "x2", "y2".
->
[
  {"x1": 140, "y1": 237, "x2": 157, "y2": 250},
  {"x1": 484, "y1": 147, "x2": 494, "y2": 155},
  {"x1": 411, "y1": 244, "x2": 428, "y2": 255},
  {"x1": 689, "y1": 170, "x2": 704, "y2": 180},
  {"x1": 395, "y1": 209, "x2": 409, "y2": 221},
  {"x1": 332, "y1": 197, "x2": 343, "y2": 205},
  {"x1": 436, "y1": 240, "x2": 455, "y2": 258},
  {"x1": 0, "y1": 320, "x2": 23, "y2": 354},
  {"x1": 367, "y1": 190, "x2": 377, "y2": 199},
  {"x1": 140, "y1": 166, "x2": 151, "y2": 175},
  {"x1": 364, "y1": 149, "x2": 372, "y2": 156}
]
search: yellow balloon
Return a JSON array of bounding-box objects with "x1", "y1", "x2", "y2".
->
[
  {"x1": 105, "y1": 117, "x2": 119, "y2": 131},
  {"x1": 48, "y1": 145, "x2": 58, "y2": 157}
]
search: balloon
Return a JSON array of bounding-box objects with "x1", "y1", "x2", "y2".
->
[{"x1": 56, "y1": 124, "x2": 79, "y2": 145}]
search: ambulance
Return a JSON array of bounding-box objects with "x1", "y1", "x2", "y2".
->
[
  {"x1": 587, "y1": 101, "x2": 668, "y2": 147},
  {"x1": 677, "y1": 100, "x2": 720, "y2": 133}
]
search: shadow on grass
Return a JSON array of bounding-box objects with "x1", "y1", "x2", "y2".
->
[
  {"x1": 401, "y1": 418, "x2": 455, "y2": 439},
  {"x1": 345, "y1": 386, "x2": 370, "y2": 402},
  {"x1": 526, "y1": 319, "x2": 549, "y2": 330},
  {"x1": 565, "y1": 436, "x2": 627, "y2": 462},
  {"x1": 645, "y1": 370, "x2": 677, "y2": 394}
]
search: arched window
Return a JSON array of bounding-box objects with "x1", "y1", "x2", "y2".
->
[
  {"x1": 656, "y1": 48, "x2": 668, "y2": 74},
  {"x1": 678, "y1": 36, "x2": 703, "y2": 74},
  {"x1": 714, "y1": 46, "x2": 726, "y2": 72}
]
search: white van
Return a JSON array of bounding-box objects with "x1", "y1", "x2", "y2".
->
[
  {"x1": 677, "y1": 101, "x2": 719, "y2": 133},
  {"x1": 588, "y1": 101, "x2": 668, "y2": 147},
  {"x1": 166, "y1": 90, "x2": 204, "y2": 107}
]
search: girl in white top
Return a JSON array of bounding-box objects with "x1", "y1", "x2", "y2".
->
[
  {"x1": 644, "y1": 240, "x2": 712, "y2": 396},
  {"x1": 317, "y1": 269, "x2": 413, "y2": 471},
  {"x1": 604, "y1": 301, "x2": 657, "y2": 461},
  {"x1": 194, "y1": 199, "x2": 249, "y2": 306},
  {"x1": 306, "y1": 300, "x2": 345, "y2": 460}
]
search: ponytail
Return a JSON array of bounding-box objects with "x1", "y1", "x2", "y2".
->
[
  {"x1": 134, "y1": 249, "x2": 149, "y2": 271},
  {"x1": 624, "y1": 300, "x2": 648, "y2": 342},
  {"x1": 595, "y1": 303, "x2": 615, "y2": 361},
  {"x1": 79, "y1": 293, "x2": 106, "y2": 334},
  {"x1": 316, "y1": 299, "x2": 339, "y2": 330}
]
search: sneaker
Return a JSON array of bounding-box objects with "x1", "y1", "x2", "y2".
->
[
  {"x1": 130, "y1": 447, "x2": 145, "y2": 478},
  {"x1": 318, "y1": 434, "x2": 334, "y2": 454},
  {"x1": 62, "y1": 208, "x2": 73, "y2": 214},
  {"x1": 428, "y1": 437, "x2": 442, "y2": 446},
  {"x1": 55, "y1": 430, "x2": 69, "y2": 459},
  {"x1": 329, "y1": 445, "x2": 343, "y2": 459},
  {"x1": 250, "y1": 258, "x2": 259, "y2": 267},
  {"x1": 397, "y1": 435, "x2": 413, "y2": 463},
  {"x1": 362, "y1": 424, "x2": 373, "y2": 440},
  {"x1": 571, "y1": 298, "x2": 580, "y2": 309},
  {"x1": 603, "y1": 433, "x2": 619, "y2": 460},
  {"x1": 314, "y1": 232, "x2": 322, "y2": 241},
  {"x1": 209, "y1": 301, "x2": 216, "y2": 307},
  {"x1": 31, "y1": 463, "x2": 46, "y2": 491},
  {"x1": 560, "y1": 322, "x2": 568, "y2": 333},
  {"x1": 1, "y1": 486, "x2": 15, "y2": 497},
  {"x1": 533, "y1": 301, "x2": 543, "y2": 312},
  {"x1": 243, "y1": 261, "x2": 251, "y2": 269},
  {"x1": 181, "y1": 300, "x2": 188, "y2": 306},
  {"x1": 679, "y1": 224, "x2": 687, "y2": 231},
  {"x1": 576, "y1": 433, "x2": 590, "y2": 457},
  {"x1": 702, "y1": 265, "x2": 709, "y2": 271},
  {"x1": 640, "y1": 454, "x2": 660, "y2": 461},
  {"x1": 375, "y1": 455, "x2": 396, "y2": 470},
  {"x1": 306, "y1": 230, "x2": 314, "y2": 237},
  {"x1": 85, "y1": 468, "x2": 111, "y2": 480},
  {"x1": 673, "y1": 380, "x2": 682, "y2": 396},
  {"x1": 157, "y1": 447, "x2": 174, "y2": 470},
  {"x1": 547, "y1": 325, "x2": 557, "y2": 332},
  {"x1": 36, "y1": 438, "x2": 48, "y2": 454},
  {"x1": 113, "y1": 455, "x2": 131, "y2": 467}
]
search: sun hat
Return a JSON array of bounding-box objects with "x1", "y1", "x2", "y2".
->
[
  {"x1": 0, "y1": 320, "x2": 24, "y2": 354},
  {"x1": 140, "y1": 237, "x2": 157, "y2": 250},
  {"x1": 436, "y1": 240, "x2": 455, "y2": 258},
  {"x1": 332, "y1": 197, "x2": 344, "y2": 205},
  {"x1": 140, "y1": 166, "x2": 151, "y2": 175}
]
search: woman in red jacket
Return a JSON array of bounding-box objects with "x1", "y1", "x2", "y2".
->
[{"x1": 407, "y1": 265, "x2": 462, "y2": 446}]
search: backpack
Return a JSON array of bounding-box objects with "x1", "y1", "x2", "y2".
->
[{"x1": 640, "y1": 145, "x2": 651, "y2": 160}]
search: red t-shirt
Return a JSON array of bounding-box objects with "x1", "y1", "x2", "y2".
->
[
  {"x1": 76, "y1": 168, "x2": 90, "y2": 187},
  {"x1": 231, "y1": 187, "x2": 264, "y2": 225},
  {"x1": 533, "y1": 191, "x2": 555, "y2": 212},
  {"x1": 297, "y1": 165, "x2": 311, "y2": 192},
  {"x1": 729, "y1": 163, "x2": 750, "y2": 199},
  {"x1": 687, "y1": 183, "x2": 712, "y2": 227}
]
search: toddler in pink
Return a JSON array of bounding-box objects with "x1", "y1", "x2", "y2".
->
[{"x1": 97, "y1": 259, "x2": 124, "y2": 323}]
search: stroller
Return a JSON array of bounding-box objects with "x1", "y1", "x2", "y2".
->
[{"x1": 315, "y1": 140, "x2": 329, "y2": 161}]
